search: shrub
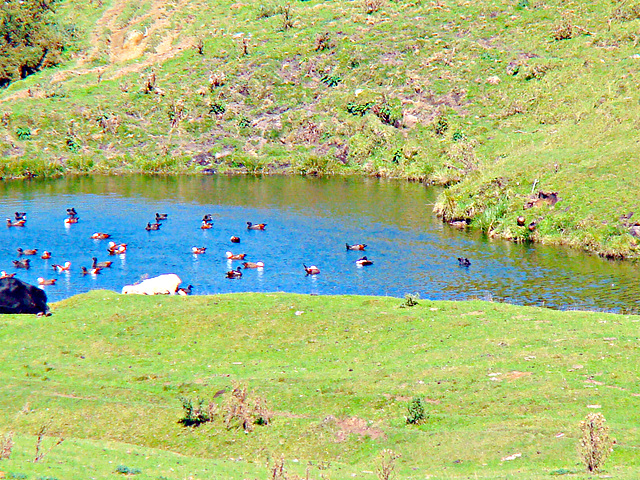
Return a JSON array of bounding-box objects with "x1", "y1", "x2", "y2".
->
[
  {"x1": 363, "y1": 0, "x2": 384, "y2": 14},
  {"x1": 1, "y1": 431, "x2": 14, "y2": 459},
  {"x1": 320, "y1": 74, "x2": 341, "y2": 87},
  {"x1": 347, "y1": 102, "x2": 374, "y2": 116},
  {"x1": 578, "y1": 412, "x2": 614, "y2": 473},
  {"x1": 314, "y1": 32, "x2": 333, "y2": 51},
  {"x1": 406, "y1": 396, "x2": 426, "y2": 424},
  {"x1": 209, "y1": 102, "x2": 226, "y2": 115},
  {"x1": 376, "y1": 449, "x2": 400, "y2": 480},
  {"x1": 222, "y1": 382, "x2": 272, "y2": 432},
  {"x1": 399, "y1": 293, "x2": 419, "y2": 308},
  {"x1": 115, "y1": 465, "x2": 141, "y2": 475},
  {"x1": 434, "y1": 116, "x2": 448, "y2": 136},
  {"x1": 178, "y1": 397, "x2": 211, "y2": 427},
  {"x1": 16, "y1": 127, "x2": 31, "y2": 140}
]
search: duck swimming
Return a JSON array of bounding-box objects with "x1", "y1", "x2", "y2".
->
[
  {"x1": 41, "y1": 251, "x2": 52, "y2": 259},
  {"x1": 226, "y1": 267, "x2": 243, "y2": 279},
  {"x1": 92, "y1": 257, "x2": 112, "y2": 269},
  {"x1": 304, "y1": 264, "x2": 320, "y2": 275},
  {"x1": 191, "y1": 247, "x2": 206, "y2": 254},
  {"x1": 12, "y1": 259, "x2": 30, "y2": 269},
  {"x1": 37, "y1": 277, "x2": 57, "y2": 286},
  {"x1": 226, "y1": 251, "x2": 247, "y2": 260},
  {"x1": 230, "y1": 236, "x2": 241, "y2": 243},
  {"x1": 178, "y1": 284, "x2": 193, "y2": 295},
  {"x1": 155, "y1": 213, "x2": 168, "y2": 221},
  {"x1": 81, "y1": 266, "x2": 101, "y2": 275},
  {"x1": 64, "y1": 217, "x2": 79, "y2": 224},
  {"x1": 17, "y1": 248, "x2": 37, "y2": 256},
  {"x1": 107, "y1": 242, "x2": 127, "y2": 255},
  {"x1": 145, "y1": 222, "x2": 161, "y2": 231},
  {"x1": 355, "y1": 256, "x2": 373, "y2": 266},
  {"x1": 7, "y1": 218, "x2": 26, "y2": 227},
  {"x1": 14, "y1": 212, "x2": 26, "y2": 220},
  {"x1": 200, "y1": 221, "x2": 213, "y2": 230},
  {"x1": 247, "y1": 222, "x2": 266, "y2": 230},
  {"x1": 52, "y1": 261, "x2": 71, "y2": 273},
  {"x1": 242, "y1": 261, "x2": 264, "y2": 269},
  {"x1": 457, "y1": 257, "x2": 471, "y2": 267},
  {"x1": 0, "y1": 271, "x2": 16, "y2": 278},
  {"x1": 346, "y1": 243, "x2": 367, "y2": 251},
  {"x1": 91, "y1": 232, "x2": 111, "y2": 240}
]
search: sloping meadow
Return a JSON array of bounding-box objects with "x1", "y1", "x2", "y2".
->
[{"x1": 0, "y1": 291, "x2": 638, "y2": 478}]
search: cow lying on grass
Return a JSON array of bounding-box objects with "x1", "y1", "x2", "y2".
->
[
  {"x1": 0, "y1": 277, "x2": 49, "y2": 315},
  {"x1": 121, "y1": 274, "x2": 182, "y2": 295}
]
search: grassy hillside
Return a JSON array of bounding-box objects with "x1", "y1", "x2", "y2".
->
[
  {"x1": 1, "y1": 0, "x2": 640, "y2": 258},
  {"x1": 0, "y1": 291, "x2": 639, "y2": 479}
]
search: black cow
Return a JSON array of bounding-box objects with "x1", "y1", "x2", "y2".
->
[{"x1": 0, "y1": 278, "x2": 49, "y2": 315}]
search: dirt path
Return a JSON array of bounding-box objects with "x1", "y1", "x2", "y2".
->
[{"x1": 0, "y1": 0, "x2": 193, "y2": 102}]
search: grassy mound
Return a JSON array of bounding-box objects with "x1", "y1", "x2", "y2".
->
[
  {"x1": 0, "y1": 0, "x2": 639, "y2": 256},
  {"x1": 0, "y1": 291, "x2": 638, "y2": 478}
]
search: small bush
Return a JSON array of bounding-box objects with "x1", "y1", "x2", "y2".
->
[
  {"x1": 66, "y1": 137, "x2": 80, "y2": 153},
  {"x1": 223, "y1": 382, "x2": 272, "y2": 432},
  {"x1": 347, "y1": 102, "x2": 374, "y2": 116},
  {"x1": 314, "y1": 32, "x2": 333, "y2": 51},
  {"x1": 1, "y1": 431, "x2": 14, "y2": 459},
  {"x1": 178, "y1": 397, "x2": 211, "y2": 427},
  {"x1": 399, "y1": 293, "x2": 419, "y2": 308},
  {"x1": 320, "y1": 74, "x2": 341, "y2": 87},
  {"x1": 552, "y1": 22, "x2": 573, "y2": 41},
  {"x1": 16, "y1": 127, "x2": 31, "y2": 140},
  {"x1": 578, "y1": 412, "x2": 614, "y2": 473},
  {"x1": 406, "y1": 396, "x2": 426, "y2": 424},
  {"x1": 434, "y1": 116, "x2": 448, "y2": 136},
  {"x1": 209, "y1": 103, "x2": 226, "y2": 115},
  {"x1": 115, "y1": 465, "x2": 141, "y2": 475},
  {"x1": 363, "y1": 0, "x2": 384, "y2": 14},
  {"x1": 376, "y1": 449, "x2": 400, "y2": 480}
]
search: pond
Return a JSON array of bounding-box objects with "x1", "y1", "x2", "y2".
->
[{"x1": 0, "y1": 175, "x2": 638, "y2": 313}]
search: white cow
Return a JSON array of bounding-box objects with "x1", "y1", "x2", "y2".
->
[{"x1": 122, "y1": 274, "x2": 182, "y2": 295}]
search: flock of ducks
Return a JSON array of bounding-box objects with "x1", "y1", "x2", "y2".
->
[{"x1": 4, "y1": 208, "x2": 376, "y2": 293}]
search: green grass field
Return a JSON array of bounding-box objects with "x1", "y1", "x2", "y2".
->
[
  {"x1": 1, "y1": 0, "x2": 640, "y2": 257},
  {"x1": 0, "y1": 291, "x2": 638, "y2": 479}
]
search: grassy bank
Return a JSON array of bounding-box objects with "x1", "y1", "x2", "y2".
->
[
  {"x1": 1, "y1": 0, "x2": 639, "y2": 258},
  {"x1": 0, "y1": 291, "x2": 638, "y2": 478}
]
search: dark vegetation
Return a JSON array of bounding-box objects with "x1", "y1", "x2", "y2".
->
[{"x1": 0, "y1": 0, "x2": 75, "y2": 88}]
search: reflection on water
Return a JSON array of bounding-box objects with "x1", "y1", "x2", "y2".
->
[{"x1": 0, "y1": 175, "x2": 638, "y2": 312}]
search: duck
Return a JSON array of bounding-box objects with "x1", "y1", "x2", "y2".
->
[
  {"x1": 52, "y1": 261, "x2": 71, "y2": 273},
  {"x1": 200, "y1": 221, "x2": 213, "y2": 230},
  {"x1": 64, "y1": 217, "x2": 79, "y2": 224},
  {"x1": 191, "y1": 247, "x2": 207, "y2": 254},
  {"x1": 41, "y1": 251, "x2": 52, "y2": 259},
  {"x1": 92, "y1": 257, "x2": 112, "y2": 269},
  {"x1": 155, "y1": 213, "x2": 168, "y2": 221},
  {"x1": 303, "y1": 264, "x2": 320, "y2": 275},
  {"x1": 6, "y1": 218, "x2": 26, "y2": 227},
  {"x1": 226, "y1": 251, "x2": 247, "y2": 260},
  {"x1": 346, "y1": 243, "x2": 367, "y2": 251},
  {"x1": 14, "y1": 212, "x2": 26, "y2": 220},
  {"x1": 12, "y1": 259, "x2": 30, "y2": 269},
  {"x1": 107, "y1": 242, "x2": 127, "y2": 255},
  {"x1": 0, "y1": 271, "x2": 16, "y2": 278},
  {"x1": 91, "y1": 232, "x2": 111, "y2": 240},
  {"x1": 202, "y1": 214, "x2": 213, "y2": 223},
  {"x1": 17, "y1": 248, "x2": 37, "y2": 256},
  {"x1": 177, "y1": 284, "x2": 193, "y2": 296},
  {"x1": 457, "y1": 257, "x2": 471, "y2": 267},
  {"x1": 356, "y1": 256, "x2": 373, "y2": 266},
  {"x1": 247, "y1": 222, "x2": 267, "y2": 230},
  {"x1": 37, "y1": 277, "x2": 57, "y2": 286},
  {"x1": 66, "y1": 207, "x2": 77, "y2": 217},
  {"x1": 226, "y1": 267, "x2": 243, "y2": 279},
  {"x1": 145, "y1": 222, "x2": 161, "y2": 231},
  {"x1": 81, "y1": 266, "x2": 101, "y2": 275},
  {"x1": 230, "y1": 236, "x2": 241, "y2": 243},
  {"x1": 242, "y1": 261, "x2": 264, "y2": 269}
]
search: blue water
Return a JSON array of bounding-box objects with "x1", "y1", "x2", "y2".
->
[{"x1": 0, "y1": 175, "x2": 638, "y2": 312}]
